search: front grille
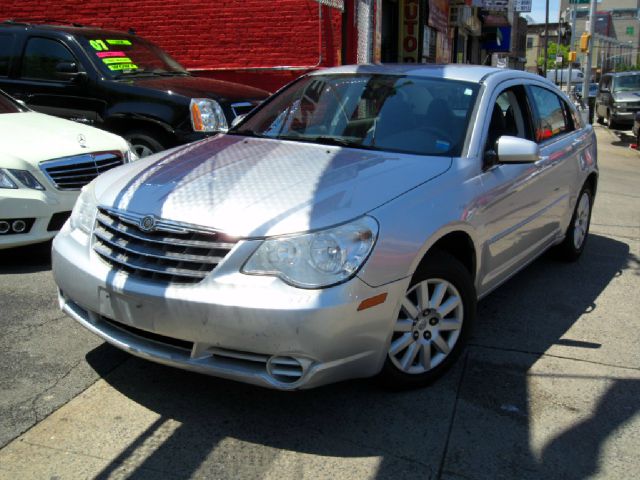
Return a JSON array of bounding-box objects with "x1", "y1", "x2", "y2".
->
[
  {"x1": 231, "y1": 102, "x2": 257, "y2": 118},
  {"x1": 102, "y1": 316, "x2": 194, "y2": 351},
  {"x1": 47, "y1": 211, "x2": 71, "y2": 232},
  {"x1": 93, "y1": 208, "x2": 237, "y2": 284},
  {"x1": 40, "y1": 152, "x2": 124, "y2": 190}
]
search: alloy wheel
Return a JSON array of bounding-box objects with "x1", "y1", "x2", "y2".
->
[
  {"x1": 573, "y1": 191, "x2": 591, "y2": 250},
  {"x1": 389, "y1": 278, "x2": 464, "y2": 374}
]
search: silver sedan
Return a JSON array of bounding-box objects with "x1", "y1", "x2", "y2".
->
[{"x1": 52, "y1": 64, "x2": 598, "y2": 390}]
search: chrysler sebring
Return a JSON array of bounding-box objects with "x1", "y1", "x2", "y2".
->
[{"x1": 52, "y1": 65, "x2": 597, "y2": 390}]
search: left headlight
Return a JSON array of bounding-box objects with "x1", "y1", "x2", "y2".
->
[
  {"x1": 69, "y1": 181, "x2": 98, "y2": 234},
  {"x1": 242, "y1": 216, "x2": 378, "y2": 289},
  {"x1": 190, "y1": 98, "x2": 228, "y2": 133}
]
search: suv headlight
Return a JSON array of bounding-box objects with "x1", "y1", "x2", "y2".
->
[
  {"x1": 69, "y1": 181, "x2": 98, "y2": 234},
  {"x1": 190, "y1": 98, "x2": 228, "y2": 133},
  {"x1": 242, "y1": 216, "x2": 378, "y2": 289}
]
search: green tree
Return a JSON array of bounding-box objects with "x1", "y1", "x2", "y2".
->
[{"x1": 538, "y1": 42, "x2": 570, "y2": 70}]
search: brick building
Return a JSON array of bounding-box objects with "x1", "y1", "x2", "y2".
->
[{"x1": 1, "y1": 1, "x2": 525, "y2": 91}]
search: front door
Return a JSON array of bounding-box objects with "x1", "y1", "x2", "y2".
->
[{"x1": 9, "y1": 36, "x2": 101, "y2": 125}]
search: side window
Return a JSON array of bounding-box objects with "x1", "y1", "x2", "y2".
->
[
  {"x1": 528, "y1": 86, "x2": 571, "y2": 142},
  {"x1": 21, "y1": 37, "x2": 77, "y2": 81},
  {"x1": 0, "y1": 34, "x2": 15, "y2": 76},
  {"x1": 485, "y1": 85, "x2": 532, "y2": 153}
]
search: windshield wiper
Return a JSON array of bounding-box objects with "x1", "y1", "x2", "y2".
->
[
  {"x1": 227, "y1": 129, "x2": 267, "y2": 138},
  {"x1": 280, "y1": 135, "x2": 374, "y2": 150}
]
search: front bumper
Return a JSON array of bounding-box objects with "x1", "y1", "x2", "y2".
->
[
  {"x1": 0, "y1": 187, "x2": 77, "y2": 249},
  {"x1": 611, "y1": 109, "x2": 638, "y2": 124},
  {"x1": 52, "y1": 224, "x2": 409, "y2": 390}
]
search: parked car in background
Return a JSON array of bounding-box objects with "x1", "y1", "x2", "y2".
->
[
  {"x1": 52, "y1": 65, "x2": 598, "y2": 390},
  {"x1": 546, "y1": 68, "x2": 584, "y2": 85},
  {"x1": 596, "y1": 71, "x2": 640, "y2": 129},
  {"x1": 0, "y1": 20, "x2": 269, "y2": 157},
  {"x1": 580, "y1": 82, "x2": 598, "y2": 99},
  {"x1": 0, "y1": 89, "x2": 134, "y2": 249}
]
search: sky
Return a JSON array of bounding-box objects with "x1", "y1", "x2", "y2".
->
[{"x1": 528, "y1": 0, "x2": 560, "y2": 24}]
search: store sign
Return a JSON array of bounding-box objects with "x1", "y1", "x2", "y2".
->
[
  {"x1": 513, "y1": 0, "x2": 532, "y2": 12},
  {"x1": 481, "y1": 0, "x2": 509, "y2": 11},
  {"x1": 399, "y1": 0, "x2": 420, "y2": 62},
  {"x1": 428, "y1": 0, "x2": 449, "y2": 32}
]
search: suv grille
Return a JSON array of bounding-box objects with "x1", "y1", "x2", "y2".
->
[
  {"x1": 93, "y1": 208, "x2": 237, "y2": 284},
  {"x1": 40, "y1": 152, "x2": 123, "y2": 190}
]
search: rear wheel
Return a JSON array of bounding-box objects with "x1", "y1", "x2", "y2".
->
[
  {"x1": 378, "y1": 251, "x2": 476, "y2": 389},
  {"x1": 124, "y1": 130, "x2": 166, "y2": 158},
  {"x1": 606, "y1": 110, "x2": 617, "y2": 130},
  {"x1": 556, "y1": 187, "x2": 593, "y2": 262}
]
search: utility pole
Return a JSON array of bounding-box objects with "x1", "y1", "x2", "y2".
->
[
  {"x1": 543, "y1": 0, "x2": 549, "y2": 76},
  {"x1": 567, "y1": 4, "x2": 576, "y2": 95},
  {"x1": 582, "y1": 0, "x2": 597, "y2": 123}
]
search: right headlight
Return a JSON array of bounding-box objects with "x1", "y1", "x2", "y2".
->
[
  {"x1": 190, "y1": 98, "x2": 228, "y2": 133},
  {"x1": 69, "y1": 181, "x2": 98, "y2": 234},
  {"x1": 242, "y1": 216, "x2": 378, "y2": 289},
  {"x1": 0, "y1": 169, "x2": 18, "y2": 189}
]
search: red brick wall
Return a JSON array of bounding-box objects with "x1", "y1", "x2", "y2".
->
[{"x1": 0, "y1": 0, "x2": 343, "y2": 91}]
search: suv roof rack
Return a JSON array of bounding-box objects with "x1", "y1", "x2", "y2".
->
[{"x1": 2, "y1": 18, "x2": 86, "y2": 28}]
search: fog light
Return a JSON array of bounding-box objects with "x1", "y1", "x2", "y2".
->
[
  {"x1": 0, "y1": 221, "x2": 9, "y2": 234},
  {"x1": 12, "y1": 220, "x2": 26, "y2": 233}
]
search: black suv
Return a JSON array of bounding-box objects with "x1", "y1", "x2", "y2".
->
[{"x1": 0, "y1": 21, "x2": 269, "y2": 156}]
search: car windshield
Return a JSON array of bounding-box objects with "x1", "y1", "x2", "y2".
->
[
  {"x1": 76, "y1": 34, "x2": 188, "y2": 77},
  {"x1": 0, "y1": 91, "x2": 25, "y2": 114},
  {"x1": 613, "y1": 75, "x2": 640, "y2": 92},
  {"x1": 232, "y1": 74, "x2": 479, "y2": 157}
]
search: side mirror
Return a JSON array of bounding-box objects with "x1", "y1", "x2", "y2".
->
[
  {"x1": 55, "y1": 62, "x2": 86, "y2": 82},
  {"x1": 495, "y1": 136, "x2": 539, "y2": 163},
  {"x1": 231, "y1": 114, "x2": 246, "y2": 128}
]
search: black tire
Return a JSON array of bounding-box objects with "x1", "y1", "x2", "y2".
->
[
  {"x1": 556, "y1": 187, "x2": 593, "y2": 262},
  {"x1": 124, "y1": 130, "x2": 166, "y2": 158},
  {"x1": 596, "y1": 114, "x2": 604, "y2": 124},
  {"x1": 378, "y1": 251, "x2": 476, "y2": 390},
  {"x1": 606, "y1": 110, "x2": 617, "y2": 130}
]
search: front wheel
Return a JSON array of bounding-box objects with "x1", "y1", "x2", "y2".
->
[
  {"x1": 378, "y1": 251, "x2": 476, "y2": 389},
  {"x1": 124, "y1": 130, "x2": 166, "y2": 158}
]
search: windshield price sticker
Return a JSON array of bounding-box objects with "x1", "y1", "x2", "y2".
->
[
  {"x1": 96, "y1": 51, "x2": 126, "y2": 58},
  {"x1": 106, "y1": 39, "x2": 132, "y2": 46},
  {"x1": 107, "y1": 63, "x2": 139, "y2": 71},
  {"x1": 102, "y1": 57, "x2": 134, "y2": 65}
]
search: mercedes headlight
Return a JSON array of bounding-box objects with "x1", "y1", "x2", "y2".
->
[
  {"x1": 69, "y1": 181, "x2": 98, "y2": 234},
  {"x1": 190, "y1": 98, "x2": 228, "y2": 133},
  {"x1": 7, "y1": 169, "x2": 45, "y2": 190},
  {"x1": 242, "y1": 216, "x2": 378, "y2": 288},
  {"x1": 0, "y1": 169, "x2": 18, "y2": 189}
]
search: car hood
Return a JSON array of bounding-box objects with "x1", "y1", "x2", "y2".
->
[
  {"x1": 123, "y1": 75, "x2": 269, "y2": 103},
  {"x1": 613, "y1": 91, "x2": 640, "y2": 102},
  {"x1": 94, "y1": 135, "x2": 451, "y2": 237},
  {"x1": 0, "y1": 112, "x2": 128, "y2": 167}
]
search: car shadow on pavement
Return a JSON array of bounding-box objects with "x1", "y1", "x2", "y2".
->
[
  {"x1": 85, "y1": 233, "x2": 638, "y2": 479},
  {"x1": 0, "y1": 241, "x2": 52, "y2": 273}
]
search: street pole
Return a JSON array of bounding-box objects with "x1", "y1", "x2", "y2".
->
[
  {"x1": 582, "y1": 0, "x2": 597, "y2": 123},
  {"x1": 567, "y1": 4, "x2": 576, "y2": 95},
  {"x1": 543, "y1": 0, "x2": 549, "y2": 77}
]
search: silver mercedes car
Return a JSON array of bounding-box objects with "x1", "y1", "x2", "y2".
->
[{"x1": 52, "y1": 65, "x2": 598, "y2": 390}]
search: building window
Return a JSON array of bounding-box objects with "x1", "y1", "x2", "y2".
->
[{"x1": 526, "y1": 37, "x2": 534, "y2": 49}]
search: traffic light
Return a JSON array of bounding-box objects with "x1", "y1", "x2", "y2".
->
[
  {"x1": 580, "y1": 33, "x2": 591, "y2": 53},
  {"x1": 569, "y1": 51, "x2": 577, "y2": 62}
]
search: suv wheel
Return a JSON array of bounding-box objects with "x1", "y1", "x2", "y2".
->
[
  {"x1": 125, "y1": 131, "x2": 166, "y2": 158},
  {"x1": 378, "y1": 251, "x2": 476, "y2": 389}
]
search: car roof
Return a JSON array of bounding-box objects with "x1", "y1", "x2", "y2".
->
[
  {"x1": 308, "y1": 63, "x2": 548, "y2": 85},
  {"x1": 0, "y1": 21, "x2": 132, "y2": 38}
]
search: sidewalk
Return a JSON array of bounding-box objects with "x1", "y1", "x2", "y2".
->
[{"x1": 1, "y1": 125, "x2": 638, "y2": 480}]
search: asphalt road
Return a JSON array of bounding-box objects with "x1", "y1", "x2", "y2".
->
[{"x1": 0, "y1": 125, "x2": 638, "y2": 479}]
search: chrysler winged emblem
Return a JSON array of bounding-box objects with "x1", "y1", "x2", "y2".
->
[{"x1": 139, "y1": 215, "x2": 156, "y2": 232}]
